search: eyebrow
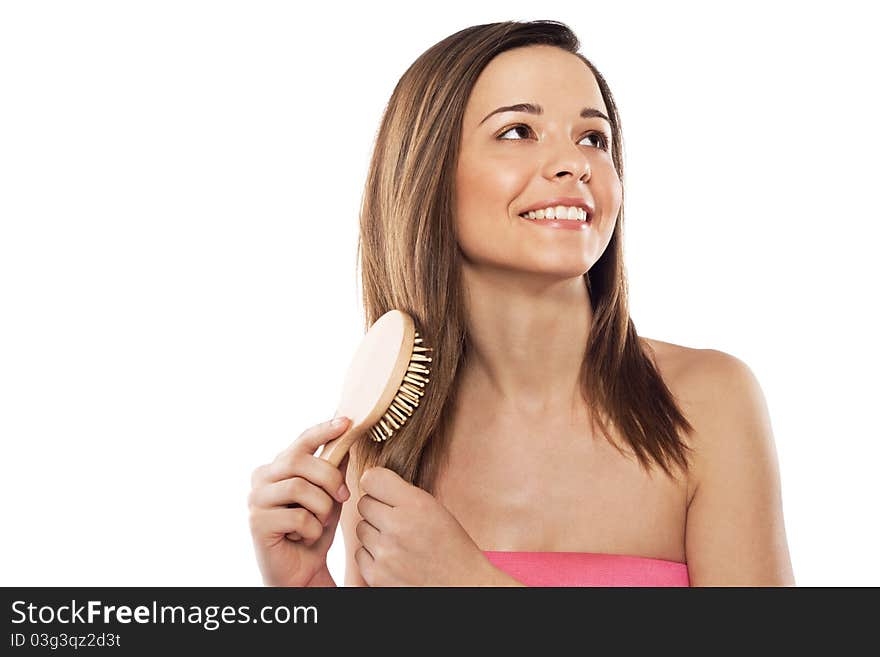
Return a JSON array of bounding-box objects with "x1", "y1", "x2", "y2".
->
[{"x1": 478, "y1": 102, "x2": 611, "y2": 126}]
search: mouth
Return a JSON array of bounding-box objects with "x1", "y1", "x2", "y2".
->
[
  {"x1": 518, "y1": 206, "x2": 593, "y2": 224},
  {"x1": 518, "y1": 207, "x2": 593, "y2": 230}
]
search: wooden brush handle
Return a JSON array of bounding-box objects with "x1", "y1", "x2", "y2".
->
[
  {"x1": 318, "y1": 423, "x2": 363, "y2": 468},
  {"x1": 285, "y1": 422, "x2": 359, "y2": 540}
]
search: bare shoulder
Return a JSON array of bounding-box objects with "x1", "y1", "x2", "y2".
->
[
  {"x1": 640, "y1": 336, "x2": 757, "y2": 412},
  {"x1": 642, "y1": 338, "x2": 794, "y2": 585},
  {"x1": 641, "y1": 342, "x2": 795, "y2": 584},
  {"x1": 638, "y1": 338, "x2": 762, "y2": 488},
  {"x1": 672, "y1": 346, "x2": 776, "y2": 476},
  {"x1": 643, "y1": 338, "x2": 779, "y2": 506},
  {"x1": 639, "y1": 336, "x2": 706, "y2": 387}
]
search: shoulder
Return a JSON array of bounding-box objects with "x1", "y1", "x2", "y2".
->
[
  {"x1": 638, "y1": 336, "x2": 729, "y2": 423},
  {"x1": 642, "y1": 338, "x2": 794, "y2": 584},
  {"x1": 640, "y1": 337, "x2": 764, "y2": 423},
  {"x1": 639, "y1": 336, "x2": 704, "y2": 385},
  {"x1": 670, "y1": 345, "x2": 772, "y2": 464},
  {"x1": 648, "y1": 343, "x2": 780, "y2": 524},
  {"x1": 657, "y1": 346, "x2": 793, "y2": 583},
  {"x1": 638, "y1": 338, "x2": 770, "y2": 492},
  {"x1": 677, "y1": 347, "x2": 777, "y2": 499}
]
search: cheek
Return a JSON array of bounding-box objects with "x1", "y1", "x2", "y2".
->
[
  {"x1": 455, "y1": 171, "x2": 519, "y2": 263},
  {"x1": 455, "y1": 154, "x2": 528, "y2": 227},
  {"x1": 593, "y1": 162, "x2": 622, "y2": 222},
  {"x1": 454, "y1": 207, "x2": 496, "y2": 265}
]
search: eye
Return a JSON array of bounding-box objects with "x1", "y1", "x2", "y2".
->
[
  {"x1": 497, "y1": 124, "x2": 533, "y2": 140},
  {"x1": 497, "y1": 124, "x2": 611, "y2": 151},
  {"x1": 582, "y1": 131, "x2": 611, "y2": 151}
]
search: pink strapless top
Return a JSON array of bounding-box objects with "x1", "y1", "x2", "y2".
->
[{"x1": 483, "y1": 550, "x2": 690, "y2": 587}]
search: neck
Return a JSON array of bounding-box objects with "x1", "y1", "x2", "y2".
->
[{"x1": 458, "y1": 262, "x2": 593, "y2": 420}]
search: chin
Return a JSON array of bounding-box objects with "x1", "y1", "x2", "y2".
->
[{"x1": 518, "y1": 264, "x2": 592, "y2": 280}]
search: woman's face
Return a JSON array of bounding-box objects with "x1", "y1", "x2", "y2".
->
[{"x1": 455, "y1": 45, "x2": 622, "y2": 278}]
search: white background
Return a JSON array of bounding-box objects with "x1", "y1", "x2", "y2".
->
[{"x1": 1, "y1": 1, "x2": 877, "y2": 586}]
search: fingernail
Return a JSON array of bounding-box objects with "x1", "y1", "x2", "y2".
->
[
  {"x1": 336, "y1": 484, "x2": 350, "y2": 501},
  {"x1": 331, "y1": 416, "x2": 348, "y2": 427}
]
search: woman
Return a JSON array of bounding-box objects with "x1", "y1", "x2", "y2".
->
[{"x1": 248, "y1": 20, "x2": 795, "y2": 587}]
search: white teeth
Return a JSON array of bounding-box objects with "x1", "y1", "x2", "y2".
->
[{"x1": 520, "y1": 206, "x2": 589, "y2": 222}]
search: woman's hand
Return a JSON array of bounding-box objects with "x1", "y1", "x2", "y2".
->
[
  {"x1": 248, "y1": 417, "x2": 352, "y2": 587},
  {"x1": 354, "y1": 466, "x2": 499, "y2": 586}
]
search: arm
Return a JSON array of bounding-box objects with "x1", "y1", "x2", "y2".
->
[
  {"x1": 683, "y1": 351, "x2": 795, "y2": 586},
  {"x1": 304, "y1": 563, "x2": 337, "y2": 587}
]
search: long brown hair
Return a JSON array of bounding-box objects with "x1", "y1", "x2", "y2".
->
[{"x1": 353, "y1": 20, "x2": 695, "y2": 491}]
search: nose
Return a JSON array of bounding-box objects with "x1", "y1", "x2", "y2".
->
[
  {"x1": 543, "y1": 140, "x2": 591, "y2": 183},
  {"x1": 556, "y1": 167, "x2": 591, "y2": 184}
]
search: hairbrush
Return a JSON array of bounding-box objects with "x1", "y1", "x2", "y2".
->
[{"x1": 317, "y1": 309, "x2": 433, "y2": 467}]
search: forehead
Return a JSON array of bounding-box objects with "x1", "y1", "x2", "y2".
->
[{"x1": 463, "y1": 45, "x2": 606, "y2": 128}]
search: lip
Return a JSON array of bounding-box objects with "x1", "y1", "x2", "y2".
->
[
  {"x1": 517, "y1": 196, "x2": 595, "y2": 220},
  {"x1": 519, "y1": 214, "x2": 591, "y2": 231}
]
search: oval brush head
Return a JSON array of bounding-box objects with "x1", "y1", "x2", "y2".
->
[{"x1": 317, "y1": 309, "x2": 433, "y2": 468}]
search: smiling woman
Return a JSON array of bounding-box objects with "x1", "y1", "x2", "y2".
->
[
  {"x1": 333, "y1": 19, "x2": 796, "y2": 587},
  {"x1": 250, "y1": 19, "x2": 795, "y2": 588}
]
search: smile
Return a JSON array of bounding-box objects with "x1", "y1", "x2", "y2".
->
[
  {"x1": 519, "y1": 205, "x2": 590, "y2": 222},
  {"x1": 518, "y1": 206, "x2": 592, "y2": 231}
]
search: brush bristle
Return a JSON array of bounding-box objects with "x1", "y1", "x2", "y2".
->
[{"x1": 369, "y1": 331, "x2": 433, "y2": 442}]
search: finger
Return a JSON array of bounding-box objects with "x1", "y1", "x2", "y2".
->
[
  {"x1": 253, "y1": 418, "x2": 350, "y2": 489},
  {"x1": 356, "y1": 494, "x2": 395, "y2": 532},
  {"x1": 355, "y1": 518, "x2": 381, "y2": 553},
  {"x1": 283, "y1": 417, "x2": 352, "y2": 459},
  {"x1": 265, "y1": 453, "x2": 349, "y2": 503},
  {"x1": 359, "y1": 466, "x2": 411, "y2": 507},
  {"x1": 252, "y1": 507, "x2": 323, "y2": 543},
  {"x1": 251, "y1": 463, "x2": 272, "y2": 488},
  {"x1": 355, "y1": 546, "x2": 374, "y2": 585},
  {"x1": 293, "y1": 491, "x2": 346, "y2": 544},
  {"x1": 253, "y1": 477, "x2": 335, "y2": 524}
]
